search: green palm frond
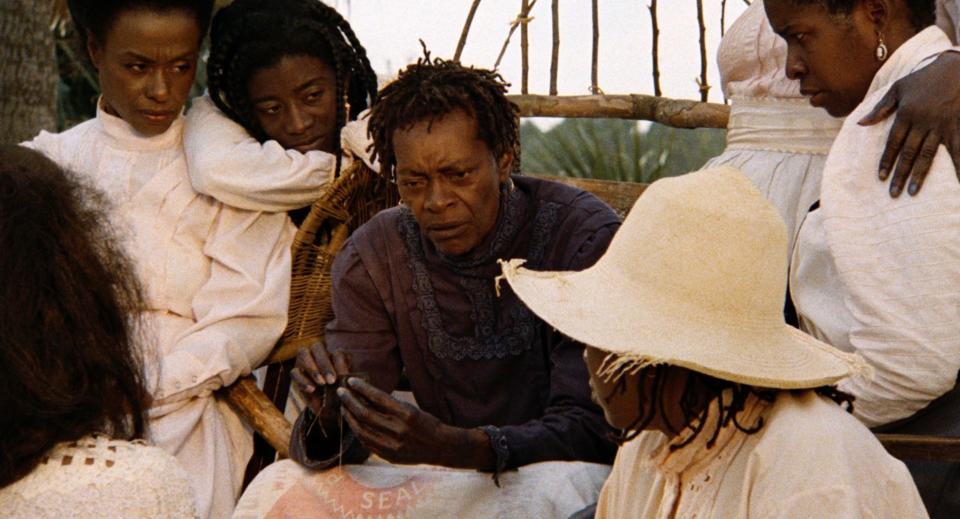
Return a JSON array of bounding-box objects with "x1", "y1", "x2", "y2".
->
[{"x1": 521, "y1": 118, "x2": 726, "y2": 182}]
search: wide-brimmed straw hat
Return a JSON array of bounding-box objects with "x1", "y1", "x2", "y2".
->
[{"x1": 499, "y1": 166, "x2": 866, "y2": 389}]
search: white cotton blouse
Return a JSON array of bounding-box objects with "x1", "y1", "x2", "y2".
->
[
  {"x1": 701, "y1": 0, "x2": 843, "y2": 259},
  {"x1": 183, "y1": 94, "x2": 376, "y2": 211},
  {"x1": 24, "y1": 105, "x2": 295, "y2": 519},
  {"x1": 595, "y1": 391, "x2": 927, "y2": 519},
  {"x1": 0, "y1": 436, "x2": 199, "y2": 519},
  {"x1": 791, "y1": 26, "x2": 960, "y2": 428}
]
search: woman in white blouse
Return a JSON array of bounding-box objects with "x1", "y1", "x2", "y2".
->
[
  {"x1": 0, "y1": 145, "x2": 197, "y2": 519},
  {"x1": 23, "y1": 2, "x2": 294, "y2": 518},
  {"x1": 766, "y1": 0, "x2": 960, "y2": 516}
]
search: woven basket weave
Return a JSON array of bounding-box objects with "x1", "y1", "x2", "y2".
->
[{"x1": 266, "y1": 160, "x2": 399, "y2": 364}]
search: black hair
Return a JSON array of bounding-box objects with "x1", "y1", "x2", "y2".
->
[
  {"x1": 67, "y1": 0, "x2": 214, "y2": 45},
  {"x1": 781, "y1": 0, "x2": 935, "y2": 29},
  {"x1": 0, "y1": 145, "x2": 149, "y2": 488},
  {"x1": 207, "y1": 0, "x2": 378, "y2": 175},
  {"x1": 605, "y1": 365, "x2": 854, "y2": 448},
  {"x1": 368, "y1": 51, "x2": 521, "y2": 181}
]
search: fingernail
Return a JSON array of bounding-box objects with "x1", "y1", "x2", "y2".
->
[
  {"x1": 879, "y1": 168, "x2": 889, "y2": 180},
  {"x1": 909, "y1": 183, "x2": 919, "y2": 196},
  {"x1": 891, "y1": 184, "x2": 902, "y2": 197},
  {"x1": 326, "y1": 374, "x2": 337, "y2": 384},
  {"x1": 315, "y1": 373, "x2": 325, "y2": 384}
]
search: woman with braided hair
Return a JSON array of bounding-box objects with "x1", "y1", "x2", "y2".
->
[{"x1": 183, "y1": 0, "x2": 381, "y2": 213}]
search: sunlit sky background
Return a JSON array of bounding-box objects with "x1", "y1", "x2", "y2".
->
[{"x1": 331, "y1": 1, "x2": 750, "y2": 107}]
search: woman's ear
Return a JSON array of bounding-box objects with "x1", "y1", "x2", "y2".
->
[
  {"x1": 863, "y1": 0, "x2": 889, "y2": 28},
  {"x1": 87, "y1": 36, "x2": 103, "y2": 70},
  {"x1": 496, "y1": 149, "x2": 514, "y2": 182}
]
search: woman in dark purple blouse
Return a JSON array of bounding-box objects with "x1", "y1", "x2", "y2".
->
[{"x1": 290, "y1": 57, "x2": 620, "y2": 479}]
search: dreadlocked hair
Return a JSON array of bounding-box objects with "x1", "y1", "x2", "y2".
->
[
  {"x1": 604, "y1": 364, "x2": 855, "y2": 449},
  {"x1": 368, "y1": 49, "x2": 521, "y2": 181},
  {"x1": 207, "y1": 0, "x2": 378, "y2": 176}
]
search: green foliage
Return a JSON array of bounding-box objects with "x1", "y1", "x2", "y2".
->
[{"x1": 520, "y1": 118, "x2": 726, "y2": 182}]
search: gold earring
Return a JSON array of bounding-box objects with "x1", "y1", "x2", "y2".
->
[
  {"x1": 344, "y1": 93, "x2": 351, "y2": 117},
  {"x1": 875, "y1": 32, "x2": 888, "y2": 62}
]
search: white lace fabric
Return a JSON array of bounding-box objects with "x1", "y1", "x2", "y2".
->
[{"x1": 0, "y1": 436, "x2": 198, "y2": 518}]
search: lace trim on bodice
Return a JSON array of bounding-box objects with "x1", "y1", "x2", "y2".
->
[{"x1": 399, "y1": 185, "x2": 561, "y2": 360}]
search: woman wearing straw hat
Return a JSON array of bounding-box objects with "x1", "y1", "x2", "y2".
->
[{"x1": 500, "y1": 167, "x2": 928, "y2": 518}]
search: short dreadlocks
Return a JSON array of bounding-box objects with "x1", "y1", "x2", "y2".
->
[
  {"x1": 206, "y1": 0, "x2": 378, "y2": 174},
  {"x1": 368, "y1": 53, "x2": 521, "y2": 180}
]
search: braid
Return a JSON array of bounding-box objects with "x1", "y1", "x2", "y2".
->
[
  {"x1": 368, "y1": 50, "x2": 521, "y2": 181},
  {"x1": 207, "y1": 0, "x2": 378, "y2": 174}
]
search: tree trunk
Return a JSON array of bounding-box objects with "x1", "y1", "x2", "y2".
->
[{"x1": 0, "y1": 0, "x2": 57, "y2": 144}]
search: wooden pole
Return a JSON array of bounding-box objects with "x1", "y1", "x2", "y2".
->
[
  {"x1": 221, "y1": 377, "x2": 293, "y2": 458},
  {"x1": 494, "y1": 0, "x2": 538, "y2": 71},
  {"x1": 454, "y1": 0, "x2": 483, "y2": 62},
  {"x1": 549, "y1": 0, "x2": 559, "y2": 95},
  {"x1": 521, "y1": 0, "x2": 530, "y2": 94},
  {"x1": 649, "y1": 0, "x2": 661, "y2": 97},
  {"x1": 590, "y1": 0, "x2": 599, "y2": 94},
  {"x1": 696, "y1": 0, "x2": 709, "y2": 101},
  {"x1": 720, "y1": 0, "x2": 728, "y2": 37},
  {"x1": 509, "y1": 94, "x2": 730, "y2": 129},
  {"x1": 877, "y1": 434, "x2": 960, "y2": 462}
]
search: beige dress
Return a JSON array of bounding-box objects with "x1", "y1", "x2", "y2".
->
[
  {"x1": 595, "y1": 391, "x2": 927, "y2": 519},
  {"x1": 25, "y1": 106, "x2": 295, "y2": 519}
]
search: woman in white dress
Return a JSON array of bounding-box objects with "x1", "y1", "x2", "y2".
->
[
  {"x1": 0, "y1": 145, "x2": 197, "y2": 519},
  {"x1": 764, "y1": 0, "x2": 960, "y2": 516},
  {"x1": 23, "y1": 2, "x2": 294, "y2": 518}
]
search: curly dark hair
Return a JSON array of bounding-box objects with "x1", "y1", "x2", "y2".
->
[
  {"x1": 368, "y1": 52, "x2": 521, "y2": 180},
  {"x1": 207, "y1": 0, "x2": 378, "y2": 175},
  {"x1": 779, "y1": 0, "x2": 935, "y2": 29},
  {"x1": 605, "y1": 364, "x2": 854, "y2": 448},
  {"x1": 67, "y1": 0, "x2": 214, "y2": 45},
  {"x1": 0, "y1": 145, "x2": 149, "y2": 488}
]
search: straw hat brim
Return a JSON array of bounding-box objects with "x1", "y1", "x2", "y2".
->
[{"x1": 500, "y1": 257, "x2": 865, "y2": 390}]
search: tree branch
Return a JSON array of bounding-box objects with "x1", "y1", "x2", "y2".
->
[
  {"x1": 696, "y1": 0, "x2": 709, "y2": 101},
  {"x1": 550, "y1": 0, "x2": 559, "y2": 95},
  {"x1": 590, "y1": 0, "x2": 600, "y2": 94},
  {"x1": 649, "y1": 0, "x2": 661, "y2": 97},
  {"x1": 509, "y1": 94, "x2": 730, "y2": 129},
  {"x1": 454, "y1": 0, "x2": 483, "y2": 62}
]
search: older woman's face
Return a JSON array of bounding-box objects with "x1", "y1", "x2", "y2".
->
[
  {"x1": 765, "y1": 0, "x2": 879, "y2": 117},
  {"x1": 393, "y1": 110, "x2": 512, "y2": 256},
  {"x1": 88, "y1": 8, "x2": 201, "y2": 135}
]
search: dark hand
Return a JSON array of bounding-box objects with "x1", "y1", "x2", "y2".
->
[
  {"x1": 291, "y1": 342, "x2": 351, "y2": 420},
  {"x1": 337, "y1": 377, "x2": 494, "y2": 469},
  {"x1": 858, "y1": 51, "x2": 960, "y2": 197}
]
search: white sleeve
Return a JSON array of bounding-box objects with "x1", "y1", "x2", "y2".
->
[
  {"x1": 183, "y1": 95, "x2": 336, "y2": 211},
  {"x1": 824, "y1": 115, "x2": 960, "y2": 427},
  {"x1": 153, "y1": 208, "x2": 294, "y2": 404}
]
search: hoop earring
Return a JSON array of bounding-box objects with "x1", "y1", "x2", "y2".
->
[
  {"x1": 875, "y1": 32, "x2": 888, "y2": 62},
  {"x1": 343, "y1": 93, "x2": 352, "y2": 118}
]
